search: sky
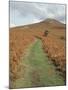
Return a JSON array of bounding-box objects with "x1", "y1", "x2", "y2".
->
[{"x1": 10, "y1": 1, "x2": 66, "y2": 27}]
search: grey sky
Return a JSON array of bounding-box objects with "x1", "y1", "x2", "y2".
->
[{"x1": 10, "y1": 1, "x2": 66, "y2": 27}]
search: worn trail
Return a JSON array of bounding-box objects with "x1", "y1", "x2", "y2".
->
[{"x1": 12, "y1": 39, "x2": 65, "y2": 88}]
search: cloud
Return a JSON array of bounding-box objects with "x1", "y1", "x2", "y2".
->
[
  {"x1": 10, "y1": 23, "x2": 16, "y2": 27},
  {"x1": 10, "y1": 1, "x2": 66, "y2": 27}
]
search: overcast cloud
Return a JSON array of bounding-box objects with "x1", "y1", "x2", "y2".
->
[{"x1": 10, "y1": 1, "x2": 66, "y2": 27}]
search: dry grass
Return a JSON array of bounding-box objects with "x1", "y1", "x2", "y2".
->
[
  {"x1": 9, "y1": 28, "x2": 35, "y2": 81},
  {"x1": 9, "y1": 19, "x2": 66, "y2": 83}
]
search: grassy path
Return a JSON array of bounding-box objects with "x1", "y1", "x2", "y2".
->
[{"x1": 13, "y1": 39, "x2": 65, "y2": 88}]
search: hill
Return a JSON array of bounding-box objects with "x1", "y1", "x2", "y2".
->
[{"x1": 9, "y1": 18, "x2": 66, "y2": 88}]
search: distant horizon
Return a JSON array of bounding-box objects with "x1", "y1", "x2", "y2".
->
[
  {"x1": 10, "y1": 1, "x2": 66, "y2": 27},
  {"x1": 10, "y1": 18, "x2": 65, "y2": 28}
]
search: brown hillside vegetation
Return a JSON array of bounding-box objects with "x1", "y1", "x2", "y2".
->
[
  {"x1": 9, "y1": 18, "x2": 66, "y2": 82},
  {"x1": 9, "y1": 28, "x2": 35, "y2": 81}
]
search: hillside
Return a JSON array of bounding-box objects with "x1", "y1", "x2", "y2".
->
[{"x1": 9, "y1": 18, "x2": 66, "y2": 88}]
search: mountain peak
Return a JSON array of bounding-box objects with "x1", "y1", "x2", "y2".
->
[{"x1": 43, "y1": 18, "x2": 62, "y2": 24}]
